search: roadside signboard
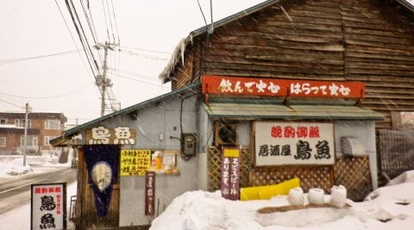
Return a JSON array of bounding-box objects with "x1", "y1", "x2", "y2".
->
[{"x1": 31, "y1": 183, "x2": 66, "y2": 230}]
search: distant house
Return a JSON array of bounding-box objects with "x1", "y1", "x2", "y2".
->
[
  {"x1": 0, "y1": 112, "x2": 67, "y2": 155},
  {"x1": 51, "y1": 0, "x2": 414, "y2": 229}
]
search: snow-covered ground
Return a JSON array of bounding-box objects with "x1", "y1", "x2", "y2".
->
[
  {"x1": 0, "y1": 157, "x2": 77, "y2": 230},
  {"x1": 3, "y1": 157, "x2": 414, "y2": 230},
  {"x1": 149, "y1": 171, "x2": 414, "y2": 230}
]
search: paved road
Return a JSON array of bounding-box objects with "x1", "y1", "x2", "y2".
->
[{"x1": 0, "y1": 167, "x2": 76, "y2": 215}]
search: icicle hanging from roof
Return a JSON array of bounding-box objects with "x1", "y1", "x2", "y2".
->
[{"x1": 159, "y1": 35, "x2": 193, "y2": 83}]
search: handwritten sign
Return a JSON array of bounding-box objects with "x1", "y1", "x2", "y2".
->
[
  {"x1": 145, "y1": 171, "x2": 155, "y2": 215},
  {"x1": 221, "y1": 147, "x2": 241, "y2": 200},
  {"x1": 255, "y1": 122, "x2": 334, "y2": 166},
  {"x1": 31, "y1": 183, "x2": 66, "y2": 230},
  {"x1": 86, "y1": 126, "x2": 136, "y2": 145},
  {"x1": 120, "y1": 150, "x2": 151, "y2": 176},
  {"x1": 202, "y1": 75, "x2": 365, "y2": 98}
]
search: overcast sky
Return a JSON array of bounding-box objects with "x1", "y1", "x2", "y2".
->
[
  {"x1": 1, "y1": 0, "x2": 413, "y2": 125},
  {"x1": 0, "y1": 0, "x2": 263, "y2": 124}
]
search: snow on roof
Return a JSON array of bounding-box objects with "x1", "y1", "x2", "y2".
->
[{"x1": 0, "y1": 124, "x2": 21, "y2": 129}]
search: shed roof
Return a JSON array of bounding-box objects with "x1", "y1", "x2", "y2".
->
[{"x1": 50, "y1": 83, "x2": 200, "y2": 146}]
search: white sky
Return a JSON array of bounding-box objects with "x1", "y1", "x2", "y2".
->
[
  {"x1": 1, "y1": 0, "x2": 413, "y2": 125},
  {"x1": 0, "y1": 0, "x2": 264, "y2": 124}
]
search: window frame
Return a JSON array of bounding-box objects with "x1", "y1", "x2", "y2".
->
[
  {"x1": 0, "y1": 137, "x2": 6, "y2": 147},
  {"x1": 45, "y1": 119, "x2": 61, "y2": 130}
]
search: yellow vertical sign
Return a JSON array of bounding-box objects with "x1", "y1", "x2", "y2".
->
[{"x1": 120, "y1": 150, "x2": 151, "y2": 176}]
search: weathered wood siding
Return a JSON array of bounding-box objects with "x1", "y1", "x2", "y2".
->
[
  {"x1": 172, "y1": 0, "x2": 414, "y2": 129},
  {"x1": 341, "y1": 0, "x2": 414, "y2": 129}
]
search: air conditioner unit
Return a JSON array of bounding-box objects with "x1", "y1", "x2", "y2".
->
[
  {"x1": 214, "y1": 123, "x2": 237, "y2": 146},
  {"x1": 341, "y1": 136, "x2": 365, "y2": 156}
]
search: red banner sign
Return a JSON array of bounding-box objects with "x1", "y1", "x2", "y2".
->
[{"x1": 202, "y1": 75, "x2": 365, "y2": 98}]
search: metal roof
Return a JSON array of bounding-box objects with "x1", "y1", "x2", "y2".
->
[
  {"x1": 50, "y1": 83, "x2": 200, "y2": 146},
  {"x1": 202, "y1": 103, "x2": 385, "y2": 120},
  {"x1": 395, "y1": 0, "x2": 414, "y2": 12}
]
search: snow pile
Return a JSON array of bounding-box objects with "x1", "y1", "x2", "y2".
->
[
  {"x1": 0, "y1": 156, "x2": 70, "y2": 178},
  {"x1": 150, "y1": 171, "x2": 414, "y2": 230}
]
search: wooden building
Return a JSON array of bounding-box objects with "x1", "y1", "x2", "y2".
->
[
  {"x1": 51, "y1": 0, "x2": 414, "y2": 229},
  {"x1": 160, "y1": 0, "x2": 414, "y2": 184}
]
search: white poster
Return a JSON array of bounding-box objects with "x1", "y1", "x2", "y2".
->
[
  {"x1": 255, "y1": 122, "x2": 334, "y2": 166},
  {"x1": 31, "y1": 183, "x2": 66, "y2": 230}
]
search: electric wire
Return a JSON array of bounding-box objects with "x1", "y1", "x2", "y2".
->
[
  {"x1": 109, "y1": 0, "x2": 121, "y2": 44},
  {"x1": 0, "y1": 50, "x2": 78, "y2": 65},
  {"x1": 84, "y1": 0, "x2": 104, "y2": 62},
  {"x1": 0, "y1": 83, "x2": 94, "y2": 99},
  {"x1": 106, "y1": 70, "x2": 166, "y2": 87},
  {"x1": 119, "y1": 46, "x2": 170, "y2": 54},
  {"x1": 80, "y1": 0, "x2": 98, "y2": 44},
  {"x1": 104, "y1": 0, "x2": 116, "y2": 44},
  {"x1": 195, "y1": 0, "x2": 209, "y2": 28},
  {"x1": 55, "y1": 0, "x2": 98, "y2": 90},
  {"x1": 64, "y1": 0, "x2": 100, "y2": 80},
  {"x1": 68, "y1": 0, "x2": 101, "y2": 75},
  {"x1": 0, "y1": 98, "x2": 24, "y2": 109},
  {"x1": 80, "y1": 0, "x2": 103, "y2": 62},
  {"x1": 100, "y1": 0, "x2": 111, "y2": 43}
]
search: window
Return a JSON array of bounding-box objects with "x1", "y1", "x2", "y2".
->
[
  {"x1": 45, "y1": 119, "x2": 60, "y2": 130},
  {"x1": 14, "y1": 119, "x2": 31, "y2": 128},
  {"x1": 0, "y1": 118, "x2": 6, "y2": 125},
  {"x1": 44, "y1": 136, "x2": 57, "y2": 146},
  {"x1": 20, "y1": 135, "x2": 38, "y2": 147},
  {"x1": 392, "y1": 112, "x2": 414, "y2": 128},
  {"x1": 0, "y1": 137, "x2": 5, "y2": 147},
  {"x1": 401, "y1": 112, "x2": 414, "y2": 126}
]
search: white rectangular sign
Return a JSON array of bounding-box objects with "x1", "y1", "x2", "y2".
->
[
  {"x1": 255, "y1": 122, "x2": 334, "y2": 166},
  {"x1": 31, "y1": 183, "x2": 66, "y2": 230}
]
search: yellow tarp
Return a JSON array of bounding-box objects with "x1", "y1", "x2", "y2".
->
[{"x1": 240, "y1": 177, "x2": 300, "y2": 201}]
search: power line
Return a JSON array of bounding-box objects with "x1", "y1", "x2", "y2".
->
[
  {"x1": 64, "y1": 0, "x2": 101, "y2": 78},
  {"x1": 0, "y1": 83, "x2": 94, "y2": 99},
  {"x1": 109, "y1": 0, "x2": 121, "y2": 44},
  {"x1": 119, "y1": 45, "x2": 171, "y2": 55},
  {"x1": 118, "y1": 49, "x2": 169, "y2": 61},
  {"x1": 80, "y1": 0, "x2": 99, "y2": 44},
  {"x1": 100, "y1": 0, "x2": 111, "y2": 42},
  {"x1": 195, "y1": 0, "x2": 209, "y2": 29},
  {"x1": 0, "y1": 98, "x2": 24, "y2": 110},
  {"x1": 0, "y1": 50, "x2": 78, "y2": 65},
  {"x1": 81, "y1": 0, "x2": 103, "y2": 62},
  {"x1": 61, "y1": 0, "x2": 121, "y2": 116},
  {"x1": 55, "y1": 0, "x2": 98, "y2": 89}
]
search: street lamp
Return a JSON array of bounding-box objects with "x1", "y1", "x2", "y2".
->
[{"x1": 23, "y1": 103, "x2": 32, "y2": 167}]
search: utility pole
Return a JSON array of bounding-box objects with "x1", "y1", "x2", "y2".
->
[
  {"x1": 96, "y1": 41, "x2": 116, "y2": 117},
  {"x1": 101, "y1": 42, "x2": 109, "y2": 116},
  {"x1": 23, "y1": 103, "x2": 31, "y2": 166}
]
